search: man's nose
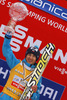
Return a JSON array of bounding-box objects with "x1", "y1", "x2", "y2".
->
[{"x1": 30, "y1": 55, "x2": 33, "y2": 59}]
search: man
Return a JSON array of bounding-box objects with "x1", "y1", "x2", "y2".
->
[{"x1": 0, "y1": 19, "x2": 42, "y2": 100}]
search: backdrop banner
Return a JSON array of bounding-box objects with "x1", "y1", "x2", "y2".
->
[{"x1": 0, "y1": 0, "x2": 67, "y2": 100}]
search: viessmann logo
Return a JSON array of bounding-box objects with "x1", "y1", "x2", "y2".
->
[{"x1": 20, "y1": 0, "x2": 67, "y2": 21}]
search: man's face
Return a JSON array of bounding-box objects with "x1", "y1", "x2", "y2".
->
[{"x1": 26, "y1": 53, "x2": 36, "y2": 65}]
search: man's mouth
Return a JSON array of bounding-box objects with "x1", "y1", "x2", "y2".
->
[{"x1": 28, "y1": 59, "x2": 32, "y2": 63}]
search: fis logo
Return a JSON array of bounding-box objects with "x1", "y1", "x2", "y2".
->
[
  {"x1": 20, "y1": 0, "x2": 67, "y2": 21},
  {"x1": 40, "y1": 77, "x2": 65, "y2": 100}
]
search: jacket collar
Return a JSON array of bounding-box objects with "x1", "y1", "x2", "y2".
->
[{"x1": 22, "y1": 58, "x2": 36, "y2": 68}]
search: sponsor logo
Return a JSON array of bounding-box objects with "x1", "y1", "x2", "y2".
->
[
  {"x1": 20, "y1": 0, "x2": 67, "y2": 21},
  {"x1": 40, "y1": 77, "x2": 65, "y2": 100},
  {"x1": 11, "y1": 75, "x2": 27, "y2": 91},
  {"x1": 54, "y1": 66, "x2": 67, "y2": 75}
]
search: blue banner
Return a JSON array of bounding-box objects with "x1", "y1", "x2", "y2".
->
[
  {"x1": 20, "y1": 0, "x2": 67, "y2": 21},
  {"x1": 40, "y1": 77, "x2": 65, "y2": 100},
  {"x1": 0, "y1": 59, "x2": 10, "y2": 87}
]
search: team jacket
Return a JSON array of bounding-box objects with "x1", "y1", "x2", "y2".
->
[{"x1": 2, "y1": 33, "x2": 42, "y2": 100}]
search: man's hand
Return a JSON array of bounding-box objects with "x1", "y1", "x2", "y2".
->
[
  {"x1": 7, "y1": 18, "x2": 16, "y2": 29},
  {"x1": 4, "y1": 18, "x2": 16, "y2": 34},
  {"x1": 31, "y1": 85, "x2": 37, "y2": 93},
  {"x1": 25, "y1": 85, "x2": 37, "y2": 100},
  {"x1": 25, "y1": 97, "x2": 29, "y2": 100}
]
